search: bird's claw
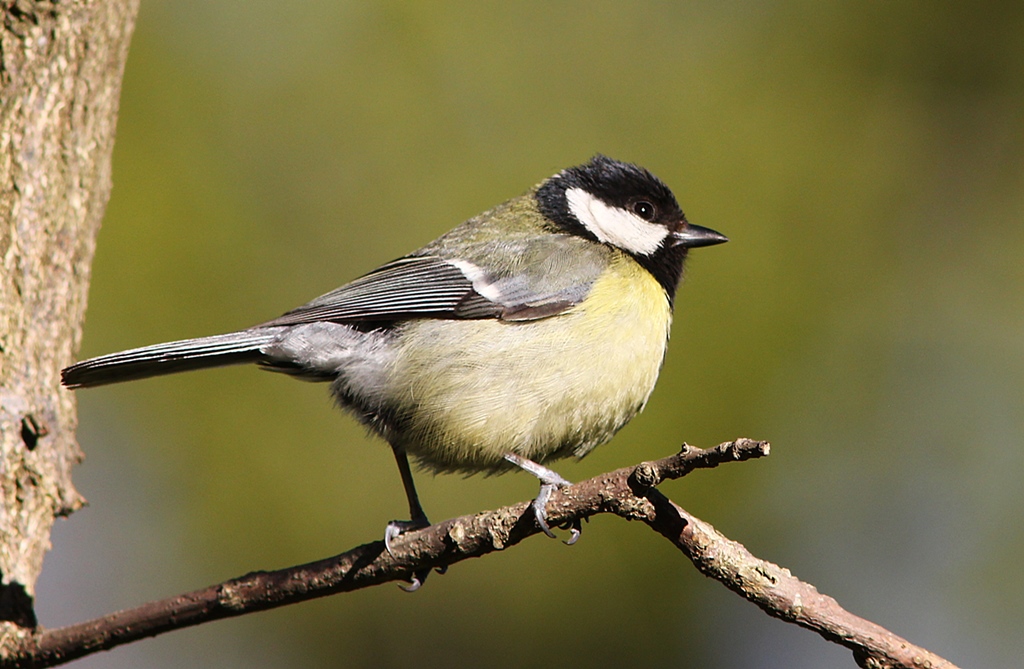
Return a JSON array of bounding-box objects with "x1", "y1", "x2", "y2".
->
[
  {"x1": 384, "y1": 516, "x2": 432, "y2": 592},
  {"x1": 396, "y1": 561, "x2": 446, "y2": 593},
  {"x1": 564, "y1": 517, "x2": 582, "y2": 545},
  {"x1": 384, "y1": 516, "x2": 430, "y2": 557},
  {"x1": 504, "y1": 453, "x2": 581, "y2": 544},
  {"x1": 399, "y1": 570, "x2": 429, "y2": 592},
  {"x1": 530, "y1": 479, "x2": 565, "y2": 538}
]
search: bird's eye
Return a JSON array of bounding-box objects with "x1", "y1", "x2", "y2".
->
[{"x1": 632, "y1": 201, "x2": 656, "y2": 221}]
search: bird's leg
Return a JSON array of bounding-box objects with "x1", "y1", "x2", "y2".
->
[
  {"x1": 385, "y1": 446, "x2": 430, "y2": 551},
  {"x1": 504, "y1": 453, "x2": 581, "y2": 545},
  {"x1": 383, "y1": 446, "x2": 435, "y2": 591}
]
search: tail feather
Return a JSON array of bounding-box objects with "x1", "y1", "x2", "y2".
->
[{"x1": 62, "y1": 330, "x2": 282, "y2": 389}]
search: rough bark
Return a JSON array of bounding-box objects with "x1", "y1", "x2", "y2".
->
[
  {"x1": 0, "y1": 0, "x2": 139, "y2": 655},
  {"x1": 2, "y1": 441, "x2": 959, "y2": 669}
]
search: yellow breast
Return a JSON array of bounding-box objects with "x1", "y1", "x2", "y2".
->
[{"x1": 386, "y1": 252, "x2": 672, "y2": 473}]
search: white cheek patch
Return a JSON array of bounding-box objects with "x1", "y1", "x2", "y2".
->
[{"x1": 566, "y1": 187, "x2": 669, "y2": 256}]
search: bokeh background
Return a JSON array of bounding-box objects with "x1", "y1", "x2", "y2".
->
[{"x1": 37, "y1": 2, "x2": 1023, "y2": 667}]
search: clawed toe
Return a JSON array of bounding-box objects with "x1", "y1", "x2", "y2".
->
[
  {"x1": 530, "y1": 479, "x2": 565, "y2": 538},
  {"x1": 384, "y1": 516, "x2": 432, "y2": 592},
  {"x1": 384, "y1": 516, "x2": 430, "y2": 557},
  {"x1": 399, "y1": 571, "x2": 428, "y2": 592},
  {"x1": 564, "y1": 517, "x2": 582, "y2": 545},
  {"x1": 504, "y1": 453, "x2": 581, "y2": 544}
]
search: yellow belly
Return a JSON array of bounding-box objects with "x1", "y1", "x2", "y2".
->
[{"x1": 384, "y1": 253, "x2": 672, "y2": 473}]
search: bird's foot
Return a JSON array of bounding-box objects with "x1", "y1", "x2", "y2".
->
[
  {"x1": 503, "y1": 453, "x2": 581, "y2": 544},
  {"x1": 384, "y1": 515, "x2": 431, "y2": 556},
  {"x1": 384, "y1": 514, "x2": 433, "y2": 592}
]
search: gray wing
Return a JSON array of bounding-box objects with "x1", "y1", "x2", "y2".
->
[
  {"x1": 260, "y1": 241, "x2": 608, "y2": 327},
  {"x1": 261, "y1": 256, "x2": 488, "y2": 326}
]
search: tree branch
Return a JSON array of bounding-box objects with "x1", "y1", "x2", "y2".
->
[{"x1": 7, "y1": 439, "x2": 958, "y2": 669}]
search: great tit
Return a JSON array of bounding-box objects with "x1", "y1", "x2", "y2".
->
[{"x1": 62, "y1": 155, "x2": 727, "y2": 556}]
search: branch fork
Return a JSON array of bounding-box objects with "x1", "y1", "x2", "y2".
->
[{"x1": 6, "y1": 439, "x2": 958, "y2": 669}]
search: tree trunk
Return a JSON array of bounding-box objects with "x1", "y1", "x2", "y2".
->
[{"x1": 0, "y1": 0, "x2": 138, "y2": 654}]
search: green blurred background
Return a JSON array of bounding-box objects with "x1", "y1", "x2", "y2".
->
[{"x1": 38, "y1": 2, "x2": 1023, "y2": 667}]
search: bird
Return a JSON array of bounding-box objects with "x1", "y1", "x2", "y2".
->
[{"x1": 62, "y1": 155, "x2": 726, "y2": 583}]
